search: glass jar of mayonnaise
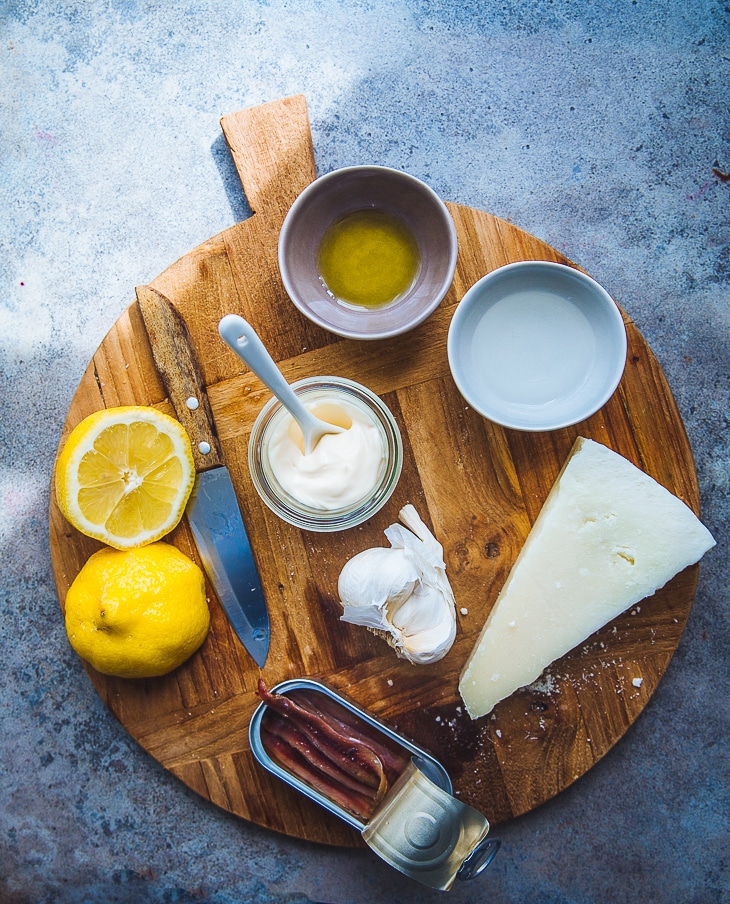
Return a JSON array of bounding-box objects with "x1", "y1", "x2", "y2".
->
[{"x1": 248, "y1": 376, "x2": 403, "y2": 531}]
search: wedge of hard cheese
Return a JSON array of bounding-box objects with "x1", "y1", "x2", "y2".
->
[{"x1": 459, "y1": 437, "x2": 715, "y2": 719}]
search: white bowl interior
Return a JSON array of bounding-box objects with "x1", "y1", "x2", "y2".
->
[{"x1": 447, "y1": 262, "x2": 627, "y2": 431}]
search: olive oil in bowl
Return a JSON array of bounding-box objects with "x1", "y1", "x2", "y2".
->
[{"x1": 317, "y1": 209, "x2": 420, "y2": 309}]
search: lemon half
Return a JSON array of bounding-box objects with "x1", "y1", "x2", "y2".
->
[
  {"x1": 64, "y1": 543, "x2": 210, "y2": 678},
  {"x1": 56, "y1": 406, "x2": 195, "y2": 550}
]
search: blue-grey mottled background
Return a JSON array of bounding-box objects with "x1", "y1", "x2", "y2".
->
[{"x1": 1, "y1": 1, "x2": 728, "y2": 902}]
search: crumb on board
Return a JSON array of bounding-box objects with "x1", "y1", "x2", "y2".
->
[{"x1": 528, "y1": 671, "x2": 557, "y2": 695}]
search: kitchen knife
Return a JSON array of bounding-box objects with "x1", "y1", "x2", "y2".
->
[{"x1": 136, "y1": 284, "x2": 270, "y2": 668}]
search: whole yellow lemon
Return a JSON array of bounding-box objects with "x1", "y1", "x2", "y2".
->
[{"x1": 64, "y1": 542, "x2": 210, "y2": 678}]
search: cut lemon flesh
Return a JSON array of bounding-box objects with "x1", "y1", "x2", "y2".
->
[{"x1": 56, "y1": 407, "x2": 195, "y2": 550}]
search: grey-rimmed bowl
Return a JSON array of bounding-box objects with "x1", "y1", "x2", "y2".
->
[
  {"x1": 278, "y1": 166, "x2": 458, "y2": 340},
  {"x1": 447, "y1": 261, "x2": 627, "y2": 432}
]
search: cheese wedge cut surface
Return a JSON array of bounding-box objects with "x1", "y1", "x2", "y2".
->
[{"x1": 459, "y1": 437, "x2": 715, "y2": 719}]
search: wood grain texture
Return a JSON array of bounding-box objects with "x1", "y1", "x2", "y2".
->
[
  {"x1": 49, "y1": 95, "x2": 702, "y2": 847},
  {"x1": 136, "y1": 285, "x2": 225, "y2": 472}
]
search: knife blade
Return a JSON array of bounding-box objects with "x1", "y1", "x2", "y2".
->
[{"x1": 136, "y1": 284, "x2": 270, "y2": 667}]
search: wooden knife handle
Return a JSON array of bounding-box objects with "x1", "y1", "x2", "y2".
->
[{"x1": 136, "y1": 285, "x2": 225, "y2": 472}]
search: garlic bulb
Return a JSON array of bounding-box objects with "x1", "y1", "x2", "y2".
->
[{"x1": 337, "y1": 504, "x2": 457, "y2": 664}]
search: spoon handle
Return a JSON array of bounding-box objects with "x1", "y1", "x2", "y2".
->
[{"x1": 218, "y1": 314, "x2": 314, "y2": 425}]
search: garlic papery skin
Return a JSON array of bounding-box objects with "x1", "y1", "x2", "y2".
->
[
  {"x1": 338, "y1": 504, "x2": 457, "y2": 664},
  {"x1": 388, "y1": 584, "x2": 457, "y2": 664},
  {"x1": 337, "y1": 547, "x2": 419, "y2": 614}
]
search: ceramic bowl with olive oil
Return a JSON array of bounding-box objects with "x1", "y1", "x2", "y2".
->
[{"x1": 278, "y1": 166, "x2": 458, "y2": 340}]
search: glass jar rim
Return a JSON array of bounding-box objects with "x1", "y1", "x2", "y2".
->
[{"x1": 248, "y1": 376, "x2": 403, "y2": 532}]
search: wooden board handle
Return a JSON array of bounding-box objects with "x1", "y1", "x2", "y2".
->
[
  {"x1": 135, "y1": 285, "x2": 225, "y2": 472},
  {"x1": 220, "y1": 94, "x2": 317, "y2": 224}
]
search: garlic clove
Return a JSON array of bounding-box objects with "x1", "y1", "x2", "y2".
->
[
  {"x1": 400, "y1": 631, "x2": 455, "y2": 665},
  {"x1": 337, "y1": 504, "x2": 458, "y2": 665},
  {"x1": 390, "y1": 584, "x2": 453, "y2": 635},
  {"x1": 392, "y1": 584, "x2": 456, "y2": 664},
  {"x1": 338, "y1": 546, "x2": 419, "y2": 611}
]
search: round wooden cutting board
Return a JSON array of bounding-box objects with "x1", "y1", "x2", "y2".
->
[{"x1": 49, "y1": 95, "x2": 702, "y2": 847}]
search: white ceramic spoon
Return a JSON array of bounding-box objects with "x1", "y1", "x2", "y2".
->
[{"x1": 218, "y1": 314, "x2": 345, "y2": 455}]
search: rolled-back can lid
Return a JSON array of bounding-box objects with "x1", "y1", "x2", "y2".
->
[{"x1": 362, "y1": 758, "x2": 498, "y2": 891}]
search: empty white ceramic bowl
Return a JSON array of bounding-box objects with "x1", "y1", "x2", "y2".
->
[{"x1": 447, "y1": 261, "x2": 627, "y2": 431}]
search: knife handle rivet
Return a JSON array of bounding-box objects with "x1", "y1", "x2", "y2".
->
[
  {"x1": 199, "y1": 441, "x2": 212, "y2": 455},
  {"x1": 186, "y1": 396, "x2": 200, "y2": 410}
]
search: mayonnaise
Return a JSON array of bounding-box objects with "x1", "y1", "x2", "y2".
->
[{"x1": 267, "y1": 401, "x2": 386, "y2": 511}]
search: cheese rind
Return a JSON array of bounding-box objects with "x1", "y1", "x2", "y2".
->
[{"x1": 459, "y1": 437, "x2": 715, "y2": 719}]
